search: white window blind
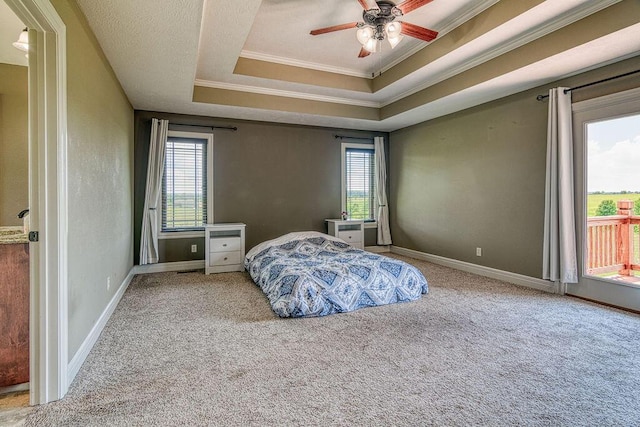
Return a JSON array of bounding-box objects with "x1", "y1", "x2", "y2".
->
[
  {"x1": 345, "y1": 147, "x2": 376, "y2": 221},
  {"x1": 162, "y1": 136, "x2": 207, "y2": 231}
]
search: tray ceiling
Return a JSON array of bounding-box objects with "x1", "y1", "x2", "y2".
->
[{"x1": 73, "y1": 0, "x2": 640, "y2": 131}]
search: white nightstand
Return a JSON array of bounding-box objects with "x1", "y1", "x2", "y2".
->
[
  {"x1": 325, "y1": 219, "x2": 365, "y2": 249},
  {"x1": 205, "y1": 223, "x2": 246, "y2": 274}
]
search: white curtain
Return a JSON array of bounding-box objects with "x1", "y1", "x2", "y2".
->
[
  {"x1": 542, "y1": 88, "x2": 578, "y2": 288},
  {"x1": 374, "y1": 136, "x2": 392, "y2": 245},
  {"x1": 139, "y1": 118, "x2": 169, "y2": 265}
]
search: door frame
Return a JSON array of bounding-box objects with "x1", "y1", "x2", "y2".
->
[
  {"x1": 569, "y1": 86, "x2": 640, "y2": 311},
  {"x1": 4, "y1": 0, "x2": 68, "y2": 404}
]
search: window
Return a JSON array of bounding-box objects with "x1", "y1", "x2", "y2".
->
[
  {"x1": 161, "y1": 131, "x2": 213, "y2": 234},
  {"x1": 341, "y1": 143, "x2": 376, "y2": 222}
]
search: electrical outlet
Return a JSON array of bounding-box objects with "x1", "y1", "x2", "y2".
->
[
  {"x1": 476, "y1": 247, "x2": 482, "y2": 257},
  {"x1": 107, "y1": 276, "x2": 111, "y2": 290},
  {"x1": 191, "y1": 244, "x2": 197, "y2": 253}
]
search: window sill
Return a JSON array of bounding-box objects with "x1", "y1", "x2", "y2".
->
[
  {"x1": 364, "y1": 222, "x2": 378, "y2": 229},
  {"x1": 158, "y1": 230, "x2": 205, "y2": 240}
]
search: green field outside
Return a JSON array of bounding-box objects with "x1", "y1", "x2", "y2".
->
[
  {"x1": 164, "y1": 196, "x2": 205, "y2": 229},
  {"x1": 346, "y1": 195, "x2": 374, "y2": 220},
  {"x1": 586, "y1": 193, "x2": 640, "y2": 217}
]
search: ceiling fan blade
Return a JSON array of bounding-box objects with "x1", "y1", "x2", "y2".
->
[
  {"x1": 358, "y1": 0, "x2": 379, "y2": 10},
  {"x1": 310, "y1": 22, "x2": 358, "y2": 36},
  {"x1": 396, "y1": 0, "x2": 434, "y2": 15},
  {"x1": 400, "y1": 21, "x2": 438, "y2": 42},
  {"x1": 358, "y1": 47, "x2": 371, "y2": 58}
]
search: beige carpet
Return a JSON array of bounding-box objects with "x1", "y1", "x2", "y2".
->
[{"x1": 25, "y1": 254, "x2": 640, "y2": 426}]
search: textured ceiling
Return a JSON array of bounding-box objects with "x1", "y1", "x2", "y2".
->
[
  {"x1": 240, "y1": 0, "x2": 482, "y2": 77},
  {"x1": 74, "y1": 0, "x2": 640, "y2": 131}
]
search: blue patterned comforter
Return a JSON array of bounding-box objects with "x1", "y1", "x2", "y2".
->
[{"x1": 245, "y1": 232, "x2": 428, "y2": 318}]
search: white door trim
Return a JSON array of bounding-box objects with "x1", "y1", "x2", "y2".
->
[{"x1": 5, "y1": 0, "x2": 69, "y2": 404}]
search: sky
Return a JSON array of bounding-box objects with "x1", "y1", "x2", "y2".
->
[{"x1": 587, "y1": 113, "x2": 640, "y2": 193}]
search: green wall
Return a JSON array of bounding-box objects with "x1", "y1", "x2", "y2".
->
[
  {"x1": 134, "y1": 111, "x2": 387, "y2": 264},
  {"x1": 389, "y1": 55, "x2": 640, "y2": 278},
  {"x1": 51, "y1": 0, "x2": 135, "y2": 359}
]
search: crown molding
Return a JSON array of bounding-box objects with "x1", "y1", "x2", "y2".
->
[
  {"x1": 239, "y1": 50, "x2": 372, "y2": 79},
  {"x1": 378, "y1": 0, "x2": 500, "y2": 74},
  {"x1": 381, "y1": 0, "x2": 623, "y2": 106},
  {"x1": 194, "y1": 79, "x2": 381, "y2": 108},
  {"x1": 241, "y1": 1, "x2": 499, "y2": 79}
]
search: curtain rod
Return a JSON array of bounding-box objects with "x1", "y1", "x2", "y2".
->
[
  {"x1": 170, "y1": 123, "x2": 238, "y2": 131},
  {"x1": 334, "y1": 135, "x2": 374, "y2": 141},
  {"x1": 536, "y1": 69, "x2": 640, "y2": 101}
]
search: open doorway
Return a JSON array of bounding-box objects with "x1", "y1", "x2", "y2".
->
[
  {"x1": 4, "y1": 0, "x2": 69, "y2": 406},
  {"x1": 0, "y1": 0, "x2": 30, "y2": 399},
  {"x1": 585, "y1": 114, "x2": 640, "y2": 285},
  {"x1": 571, "y1": 87, "x2": 640, "y2": 312}
]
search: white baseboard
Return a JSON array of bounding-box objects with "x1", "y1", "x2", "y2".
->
[
  {"x1": 365, "y1": 245, "x2": 391, "y2": 253},
  {"x1": 67, "y1": 268, "x2": 135, "y2": 385},
  {"x1": 391, "y1": 246, "x2": 558, "y2": 294},
  {"x1": 133, "y1": 260, "x2": 205, "y2": 274}
]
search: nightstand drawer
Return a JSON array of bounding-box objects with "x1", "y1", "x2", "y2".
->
[
  {"x1": 209, "y1": 237, "x2": 241, "y2": 252},
  {"x1": 208, "y1": 251, "x2": 242, "y2": 267},
  {"x1": 338, "y1": 230, "x2": 362, "y2": 243}
]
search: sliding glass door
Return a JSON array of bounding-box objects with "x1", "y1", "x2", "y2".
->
[{"x1": 570, "y1": 88, "x2": 640, "y2": 311}]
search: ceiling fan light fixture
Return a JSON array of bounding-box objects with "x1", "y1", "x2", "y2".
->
[
  {"x1": 356, "y1": 26, "x2": 374, "y2": 45},
  {"x1": 385, "y1": 21, "x2": 402, "y2": 39},
  {"x1": 363, "y1": 37, "x2": 379, "y2": 53},
  {"x1": 309, "y1": 0, "x2": 438, "y2": 59},
  {"x1": 12, "y1": 28, "x2": 29, "y2": 52}
]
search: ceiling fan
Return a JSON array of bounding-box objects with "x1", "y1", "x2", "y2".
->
[{"x1": 309, "y1": 0, "x2": 438, "y2": 58}]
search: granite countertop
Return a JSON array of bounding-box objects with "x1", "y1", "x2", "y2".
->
[{"x1": 0, "y1": 226, "x2": 29, "y2": 244}]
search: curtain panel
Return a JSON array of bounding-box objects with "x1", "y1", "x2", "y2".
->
[
  {"x1": 374, "y1": 136, "x2": 392, "y2": 245},
  {"x1": 139, "y1": 118, "x2": 169, "y2": 265},
  {"x1": 542, "y1": 88, "x2": 578, "y2": 288}
]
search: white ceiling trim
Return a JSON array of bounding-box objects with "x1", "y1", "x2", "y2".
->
[
  {"x1": 239, "y1": 50, "x2": 372, "y2": 79},
  {"x1": 240, "y1": 0, "x2": 499, "y2": 80},
  {"x1": 74, "y1": 0, "x2": 639, "y2": 133},
  {"x1": 194, "y1": 79, "x2": 381, "y2": 108},
  {"x1": 383, "y1": 24, "x2": 640, "y2": 131},
  {"x1": 378, "y1": 0, "x2": 499, "y2": 75},
  {"x1": 380, "y1": 0, "x2": 623, "y2": 107}
]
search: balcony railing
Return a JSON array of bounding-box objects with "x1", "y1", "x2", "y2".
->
[{"x1": 586, "y1": 200, "x2": 640, "y2": 278}]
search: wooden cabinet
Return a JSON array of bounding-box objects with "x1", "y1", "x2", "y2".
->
[
  {"x1": 205, "y1": 223, "x2": 246, "y2": 274},
  {"x1": 0, "y1": 243, "x2": 29, "y2": 387},
  {"x1": 326, "y1": 219, "x2": 365, "y2": 249}
]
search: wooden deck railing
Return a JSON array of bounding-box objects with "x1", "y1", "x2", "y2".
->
[{"x1": 586, "y1": 200, "x2": 640, "y2": 276}]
